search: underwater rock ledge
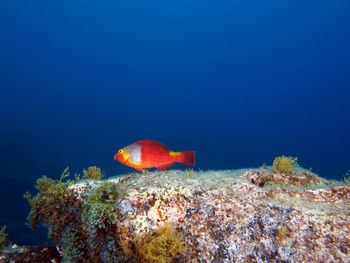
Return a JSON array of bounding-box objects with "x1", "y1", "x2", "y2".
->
[{"x1": 17, "y1": 169, "x2": 350, "y2": 262}]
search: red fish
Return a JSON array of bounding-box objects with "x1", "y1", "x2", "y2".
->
[{"x1": 114, "y1": 140, "x2": 195, "y2": 171}]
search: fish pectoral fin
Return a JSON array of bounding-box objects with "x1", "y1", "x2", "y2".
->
[{"x1": 155, "y1": 162, "x2": 174, "y2": 170}]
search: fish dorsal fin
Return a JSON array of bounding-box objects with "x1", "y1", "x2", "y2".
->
[{"x1": 155, "y1": 162, "x2": 174, "y2": 170}]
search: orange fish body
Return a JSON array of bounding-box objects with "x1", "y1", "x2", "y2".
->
[{"x1": 114, "y1": 140, "x2": 195, "y2": 171}]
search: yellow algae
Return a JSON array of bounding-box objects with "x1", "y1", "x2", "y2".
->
[
  {"x1": 273, "y1": 156, "x2": 298, "y2": 173},
  {"x1": 134, "y1": 222, "x2": 187, "y2": 263},
  {"x1": 82, "y1": 166, "x2": 104, "y2": 180}
]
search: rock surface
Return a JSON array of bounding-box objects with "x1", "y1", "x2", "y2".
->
[
  {"x1": 0, "y1": 245, "x2": 62, "y2": 263},
  {"x1": 26, "y1": 168, "x2": 350, "y2": 262}
]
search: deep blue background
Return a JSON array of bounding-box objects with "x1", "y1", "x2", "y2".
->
[{"x1": 1, "y1": 0, "x2": 350, "y2": 245}]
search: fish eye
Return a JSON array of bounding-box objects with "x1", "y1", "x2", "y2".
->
[{"x1": 119, "y1": 149, "x2": 123, "y2": 153}]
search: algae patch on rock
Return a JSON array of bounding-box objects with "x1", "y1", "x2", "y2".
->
[
  {"x1": 24, "y1": 167, "x2": 350, "y2": 262},
  {"x1": 0, "y1": 225, "x2": 8, "y2": 250}
]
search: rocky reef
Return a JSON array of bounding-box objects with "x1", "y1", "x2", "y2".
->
[{"x1": 4, "y1": 167, "x2": 350, "y2": 262}]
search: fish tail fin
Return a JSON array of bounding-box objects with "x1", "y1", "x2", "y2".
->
[{"x1": 171, "y1": 151, "x2": 195, "y2": 166}]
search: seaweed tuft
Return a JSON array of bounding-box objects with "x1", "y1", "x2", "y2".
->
[
  {"x1": 23, "y1": 167, "x2": 125, "y2": 262},
  {"x1": 24, "y1": 167, "x2": 75, "y2": 231},
  {"x1": 134, "y1": 222, "x2": 187, "y2": 263},
  {"x1": 342, "y1": 170, "x2": 350, "y2": 184},
  {"x1": 24, "y1": 167, "x2": 87, "y2": 262},
  {"x1": 83, "y1": 166, "x2": 104, "y2": 180},
  {"x1": 273, "y1": 156, "x2": 298, "y2": 174},
  {"x1": 274, "y1": 224, "x2": 292, "y2": 243},
  {"x1": 0, "y1": 225, "x2": 8, "y2": 250}
]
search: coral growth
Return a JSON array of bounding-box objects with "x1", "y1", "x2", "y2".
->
[
  {"x1": 134, "y1": 222, "x2": 187, "y2": 263},
  {"x1": 273, "y1": 155, "x2": 298, "y2": 173}
]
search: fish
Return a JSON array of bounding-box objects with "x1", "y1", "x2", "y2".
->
[{"x1": 114, "y1": 140, "x2": 195, "y2": 171}]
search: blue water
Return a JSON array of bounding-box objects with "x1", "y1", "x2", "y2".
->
[{"x1": 1, "y1": 0, "x2": 349, "y2": 246}]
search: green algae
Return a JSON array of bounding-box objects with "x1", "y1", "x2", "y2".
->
[
  {"x1": 0, "y1": 225, "x2": 8, "y2": 250},
  {"x1": 23, "y1": 168, "x2": 87, "y2": 262},
  {"x1": 23, "y1": 168, "x2": 75, "y2": 232},
  {"x1": 24, "y1": 167, "x2": 124, "y2": 262},
  {"x1": 80, "y1": 181, "x2": 121, "y2": 261},
  {"x1": 24, "y1": 167, "x2": 189, "y2": 262}
]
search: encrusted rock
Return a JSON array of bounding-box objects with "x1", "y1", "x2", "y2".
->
[
  {"x1": 0, "y1": 245, "x2": 62, "y2": 263},
  {"x1": 26, "y1": 168, "x2": 350, "y2": 262}
]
